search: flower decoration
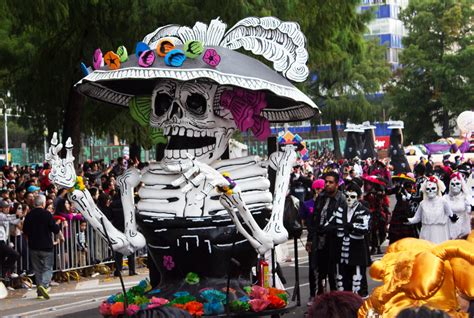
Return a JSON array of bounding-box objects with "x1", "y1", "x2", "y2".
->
[
  {"x1": 110, "y1": 302, "x2": 125, "y2": 316},
  {"x1": 151, "y1": 297, "x2": 169, "y2": 306},
  {"x1": 185, "y1": 272, "x2": 200, "y2": 285},
  {"x1": 173, "y1": 291, "x2": 190, "y2": 298},
  {"x1": 184, "y1": 301, "x2": 204, "y2": 317},
  {"x1": 204, "y1": 301, "x2": 225, "y2": 315},
  {"x1": 250, "y1": 285, "x2": 269, "y2": 300},
  {"x1": 99, "y1": 302, "x2": 112, "y2": 315},
  {"x1": 164, "y1": 49, "x2": 187, "y2": 67},
  {"x1": 217, "y1": 172, "x2": 236, "y2": 195},
  {"x1": 170, "y1": 294, "x2": 196, "y2": 305},
  {"x1": 135, "y1": 42, "x2": 150, "y2": 58},
  {"x1": 156, "y1": 38, "x2": 175, "y2": 57},
  {"x1": 104, "y1": 51, "x2": 121, "y2": 70},
  {"x1": 93, "y1": 48, "x2": 103, "y2": 70},
  {"x1": 183, "y1": 40, "x2": 204, "y2": 58},
  {"x1": 249, "y1": 298, "x2": 270, "y2": 312},
  {"x1": 80, "y1": 62, "x2": 90, "y2": 76},
  {"x1": 126, "y1": 304, "x2": 141, "y2": 315},
  {"x1": 116, "y1": 45, "x2": 128, "y2": 62},
  {"x1": 229, "y1": 300, "x2": 250, "y2": 312},
  {"x1": 220, "y1": 88, "x2": 270, "y2": 141},
  {"x1": 200, "y1": 289, "x2": 226, "y2": 303},
  {"x1": 163, "y1": 255, "x2": 175, "y2": 271},
  {"x1": 268, "y1": 295, "x2": 286, "y2": 309},
  {"x1": 138, "y1": 50, "x2": 155, "y2": 67},
  {"x1": 202, "y1": 48, "x2": 221, "y2": 66}
]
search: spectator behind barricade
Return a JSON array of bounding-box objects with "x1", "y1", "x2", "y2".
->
[
  {"x1": 9, "y1": 202, "x2": 27, "y2": 275},
  {"x1": 396, "y1": 306, "x2": 450, "y2": 318},
  {"x1": 26, "y1": 185, "x2": 41, "y2": 197},
  {"x1": 55, "y1": 199, "x2": 83, "y2": 235},
  {"x1": 76, "y1": 220, "x2": 88, "y2": 267},
  {"x1": 15, "y1": 186, "x2": 26, "y2": 204},
  {"x1": 53, "y1": 188, "x2": 68, "y2": 210},
  {"x1": 39, "y1": 163, "x2": 51, "y2": 191},
  {"x1": 0, "y1": 199, "x2": 21, "y2": 279},
  {"x1": 308, "y1": 291, "x2": 363, "y2": 318},
  {"x1": 89, "y1": 187, "x2": 99, "y2": 204},
  {"x1": 45, "y1": 184, "x2": 57, "y2": 201},
  {"x1": 97, "y1": 192, "x2": 112, "y2": 219},
  {"x1": 0, "y1": 190, "x2": 11, "y2": 205},
  {"x1": 290, "y1": 164, "x2": 309, "y2": 203},
  {"x1": 112, "y1": 157, "x2": 126, "y2": 176},
  {"x1": 23, "y1": 194, "x2": 61, "y2": 299}
]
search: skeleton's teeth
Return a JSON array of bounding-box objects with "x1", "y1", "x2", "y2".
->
[
  {"x1": 200, "y1": 130, "x2": 206, "y2": 137},
  {"x1": 186, "y1": 129, "x2": 193, "y2": 137},
  {"x1": 172, "y1": 127, "x2": 179, "y2": 135},
  {"x1": 194, "y1": 131, "x2": 200, "y2": 137},
  {"x1": 164, "y1": 149, "x2": 173, "y2": 159},
  {"x1": 196, "y1": 148, "x2": 203, "y2": 156},
  {"x1": 172, "y1": 150, "x2": 180, "y2": 159},
  {"x1": 164, "y1": 127, "x2": 171, "y2": 135},
  {"x1": 179, "y1": 128, "x2": 185, "y2": 136},
  {"x1": 180, "y1": 149, "x2": 187, "y2": 158}
]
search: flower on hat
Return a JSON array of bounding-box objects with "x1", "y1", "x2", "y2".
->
[{"x1": 202, "y1": 48, "x2": 221, "y2": 66}]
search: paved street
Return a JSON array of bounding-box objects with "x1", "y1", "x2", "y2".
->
[{"x1": 1, "y1": 237, "x2": 385, "y2": 318}]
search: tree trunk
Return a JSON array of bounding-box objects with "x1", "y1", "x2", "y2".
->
[
  {"x1": 442, "y1": 107, "x2": 450, "y2": 138},
  {"x1": 62, "y1": 86, "x2": 85, "y2": 160},
  {"x1": 331, "y1": 119, "x2": 342, "y2": 159}
]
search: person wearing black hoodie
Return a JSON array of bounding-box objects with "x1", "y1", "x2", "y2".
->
[{"x1": 23, "y1": 194, "x2": 60, "y2": 299}]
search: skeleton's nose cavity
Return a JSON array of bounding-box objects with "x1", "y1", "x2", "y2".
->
[{"x1": 169, "y1": 102, "x2": 183, "y2": 119}]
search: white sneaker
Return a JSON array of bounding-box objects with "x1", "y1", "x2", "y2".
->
[
  {"x1": 50, "y1": 281, "x2": 59, "y2": 286},
  {"x1": 10, "y1": 273, "x2": 19, "y2": 279}
]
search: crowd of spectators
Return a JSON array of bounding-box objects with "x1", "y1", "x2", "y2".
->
[{"x1": 0, "y1": 156, "x2": 141, "y2": 285}]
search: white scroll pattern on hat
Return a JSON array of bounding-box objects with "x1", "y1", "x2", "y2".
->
[{"x1": 143, "y1": 17, "x2": 309, "y2": 83}]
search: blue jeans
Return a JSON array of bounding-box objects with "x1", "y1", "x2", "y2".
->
[{"x1": 29, "y1": 249, "x2": 53, "y2": 294}]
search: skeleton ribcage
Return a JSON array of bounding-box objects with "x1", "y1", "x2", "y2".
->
[{"x1": 137, "y1": 156, "x2": 273, "y2": 218}]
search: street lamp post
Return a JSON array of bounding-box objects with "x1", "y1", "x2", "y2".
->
[{"x1": 0, "y1": 91, "x2": 10, "y2": 166}]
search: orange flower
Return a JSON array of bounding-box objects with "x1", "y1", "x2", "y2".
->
[
  {"x1": 268, "y1": 287, "x2": 285, "y2": 297},
  {"x1": 172, "y1": 303, "x2": 186, "y2": 310},
  {"x1": 268, "y1": 295, "x2": 286, "y2": 309},
  {"x1": 185, "y1": 301, "x2": 204, "y2": 317},
  {"x1": 110, "y1": 302, "x2": 124, "y2": 316}
]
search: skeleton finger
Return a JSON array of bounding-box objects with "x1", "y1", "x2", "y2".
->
[
  {"x1": 51, "y1": 132, "x2": 58, "y2": 146},
  {"x1": 196, "y1": 181, "x2": 217, "y2": 200},
  {"x1": 171, "y1": 165, "x2": 199, "y2": 187},
  {"x1": 181, "y1": 173, "x2": 205, "y2": 193},
  {"x1": 54, "y1": 143, "x2": 63, "y2": 156},
  {"x1": 65, "y1": 137, "x2": 74, "y2": 162}
]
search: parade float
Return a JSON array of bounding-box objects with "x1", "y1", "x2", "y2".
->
[{"x1": 45, "y1": 17, "x2": 318, "y2": 317}]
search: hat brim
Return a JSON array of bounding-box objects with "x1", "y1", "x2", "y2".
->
[
  {"x1": 392, "y1": 175, "x2": 416, "y2": 183},
  {"x1": 76, "y1": 46, "x2": 319, "y2": 123}
]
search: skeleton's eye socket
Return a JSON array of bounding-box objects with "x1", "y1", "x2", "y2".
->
[
  {"x1": 154, "y1": 93, "x2": 173, "y2": 116},
  {"x1": 186, "y1": 93, "x2": 207, "y2": 115}
]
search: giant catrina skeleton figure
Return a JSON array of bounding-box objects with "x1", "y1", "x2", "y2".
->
[{"x1": 46, "y1": 18, "x2": 318, "y2": 293}]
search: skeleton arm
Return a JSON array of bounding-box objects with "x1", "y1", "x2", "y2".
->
[
  {"x1": 263, "y1": 145, "x2": 298, "y2": 244},
  {"x1": 46, "y1": 133, "x2": 145, "y2": 255}
]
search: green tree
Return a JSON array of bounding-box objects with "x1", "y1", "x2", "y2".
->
[
  {"x1": 389, "y1": 0, "x2": 473, "y2": 144},
  {"x1": 294, "y1": 0, "x2": 391, "y2": 158}
]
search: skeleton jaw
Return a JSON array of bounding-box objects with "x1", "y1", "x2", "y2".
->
[{"x1": 163, "y1": 124, "x2": 233, "y2": 164}]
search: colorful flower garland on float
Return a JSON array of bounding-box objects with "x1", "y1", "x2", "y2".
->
[{"x1": 99, "y1": 274, "x2": 288, "y2": 317}]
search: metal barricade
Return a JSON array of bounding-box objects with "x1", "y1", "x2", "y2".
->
[{"x1": 8, "y1": 218, "x2": 147, "y2": 276}]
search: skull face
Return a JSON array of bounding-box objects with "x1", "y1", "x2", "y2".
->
[
  {"x1": 450, "y1": 178, "x2": 462, "y2": 195},
  {"x1": 346, "y1": 191, "x2": 358, "y2": 208},
  {"x1": 150, "y1": 80, "x2": 236, "y2": 164},
  {"x1": 425, "y1": 181, "x2": 438, "y2": 199}
]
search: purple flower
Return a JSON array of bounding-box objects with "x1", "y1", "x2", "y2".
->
[
  {"x1": 202, "y1": 49, "x2": 221, "y2": 67},
  {"x1": 163, "y1": 255, "x2": 175, "y2": 271}
]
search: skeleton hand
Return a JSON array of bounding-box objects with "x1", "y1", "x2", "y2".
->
[
  {"x1": 170, "y1": 154, "x2": 231, "y2": 200},
  {"x1": 46, "y1": 132, "x2": 76, "y2": 189}
]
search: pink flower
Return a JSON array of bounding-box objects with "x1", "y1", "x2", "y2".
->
[
  {"x1": 250, "y1": 285, "x2": 269, "y2": 300},
  {"x1": 151, "y1": 297, "x2": 169, "y2": 306},
  {"x1": 126, "y1": 304, "x2": 141, "y2": 315},
  {"x1": 249, "y1": 299, "x2": 270, "y2": 312},
  {"x1": 99, "y1": 302, "x2": 112, "y2": 315},
  {"x1": 163, "y1": 255, "x2": 175, "y2": 271},
  {"x1": 202, "y1": 49, "x2": 221, "y2": 67}
]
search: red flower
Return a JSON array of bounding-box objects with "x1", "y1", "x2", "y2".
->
[{"x1": 185, "y1": 301, "x2": 204, "y2": 317}]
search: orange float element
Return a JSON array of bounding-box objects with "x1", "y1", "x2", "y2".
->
[
  {"x1": 156, "y1": 38, "x2": 175, "y2": 57},
  {"x1": 358, "y1": 231, "x2": 474, "y2": 317},
  {"x1": 104, "y1": 51, "x2": 121, "y2": 70}
]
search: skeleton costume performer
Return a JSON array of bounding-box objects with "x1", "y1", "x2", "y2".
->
[
  {"x1": 407, "y1": 176, "x2": 458, "y2": 244},
  {"x1": 335, "y1": 181, "x2": 370, "y2": 294},
  {"x1": 363, "y1": 175, "x2": 389, "y2": 254},
  {"x1": 46, "y1": 17, "x2": 319, "y2": 304},
  {"x1": 387, "y1": 174, "x2": 418, "y2": 244},
  {"x1": 445, "y1": 172, "x2": 472, "y2": 239}
]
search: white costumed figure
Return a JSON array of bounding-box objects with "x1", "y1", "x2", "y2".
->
[
  {"x1": 45, "y1": 17, "x2": 319, "y2": 301},
  {"x1": 445, "y1": 172, "x2": 472, "y2": 239},
  {"x1": 407, "y1": 176, "x2": 458, "y2": 244}
]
